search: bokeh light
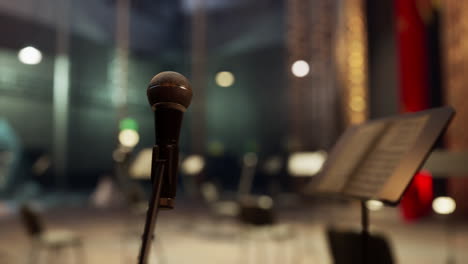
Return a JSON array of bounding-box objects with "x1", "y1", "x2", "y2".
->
[
  {"x1": 181, "y1": 155, "x2": 205, "y2": 175},
  {"x1": 432, "y1": 196, "x2": 456, "y2": 215},
  {"x1": 366, "y1": 200, "x2": 384, "y2": 211},
  {"x1": 258, "y1": 195, "x2": 274, "y2": 209},
  {"x1": 243, "y1": 152, "x2": 258, "y2": 167},
  {"x1": 118, "y1": 129, "x2": 139, "y2": 148},
  {"x1": 18, "y1": 46, "x2": 42, "y2": 65},
  {"x1": 215, "y1": 71, "x2": 235, "y2": 87},
  {"x1": 291, "y1": 60, "x2": 310, "y2": 77},
  {"x1": 288, "y1": 151, "x2": 327, "y2": 177}
]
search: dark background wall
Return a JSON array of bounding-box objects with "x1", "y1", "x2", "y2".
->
[{"x1": 366, "y1": 0, "x2": 399, "y2": 118}]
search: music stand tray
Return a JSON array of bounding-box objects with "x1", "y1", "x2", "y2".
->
[{"x1": 306, "y1": 107, "x2": 454, "y2": 205}]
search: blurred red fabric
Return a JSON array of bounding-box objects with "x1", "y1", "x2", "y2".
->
[
  {"x1": 400, "y1": 171, "x2": 433, "y2": 221},
  {"x1": 395, "y1": 0, "x2": 434, "y2": 221}
]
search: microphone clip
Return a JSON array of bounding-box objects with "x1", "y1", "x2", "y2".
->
[{"x1": 151, "y1": 144, "x2": 177, "y2": 209}]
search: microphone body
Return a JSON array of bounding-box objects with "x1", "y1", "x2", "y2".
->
[
  {"x1": 147, "y1": 71, "x2": 192, "y2": 209},
  {"x1": 152, "y1": 108, "x2": 181, "y2": 208}
]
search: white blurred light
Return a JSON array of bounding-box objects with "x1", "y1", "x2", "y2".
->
[
  {"x1": 263, "y1": 156, "x2": 283, "y2": 175},
  {"x1": 366, "y1": 200, "x2": 384, "y2": 211},
  {"x1": 433, "y1": 196, "x2": 456, "y2": 215},
  {"x1": 215, "y1": 71, "x2": 235, "y2": 87},
  {"x1": 18, "y1": 46, "x2": 42, "y2": 65},
  {"x1": 258, "y1": 195, "x2": 274, "y2": 209},
  {"x1": 243, "y1": 152, "x2": 258, "y2": 167},
  {"x1": 182, "y1": 155, "x2": 205, "y2": 175},
  {"x1": 118, "y1": 129, "x2": 139, "y2": 148},
  {"x1": 201, "y1": 183, "x2": 219, "y2": 202},
  {"x1": 291, "y1": 60, "x2": 310, "y2": 77},
  {"x1": 288, "y1": 151, "x2": 327, "y2": 177}
]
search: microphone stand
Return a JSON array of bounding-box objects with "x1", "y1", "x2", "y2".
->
[{"x1": 137, "y1": 146, "x2": 166, "y2": 264}]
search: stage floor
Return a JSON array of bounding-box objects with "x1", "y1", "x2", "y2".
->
[{"x1": 1, "y1": 200, "x2": 467, "y2": 264}]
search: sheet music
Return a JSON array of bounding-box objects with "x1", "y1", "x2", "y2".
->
[
  {"x1": 344, "y1": 116, "x2": 429, "y2": 197},
  {"x1": 316, "y1": 121, "x2": 387, "y2": 193}
]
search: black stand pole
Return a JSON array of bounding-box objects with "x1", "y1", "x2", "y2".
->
[
  {"x1": 137, "y1": 159, "x2": 165, "y2": 264},
  {"x1": 445, "y1": 215, "x2": 456, "y2": 264},
  {"x1": 360, "y1": 200, "x2": 369, "y2": 264}
]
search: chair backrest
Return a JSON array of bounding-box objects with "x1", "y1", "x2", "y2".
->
[{"x1": 19, "y1": 204, "x2": 44, "y2": 237}]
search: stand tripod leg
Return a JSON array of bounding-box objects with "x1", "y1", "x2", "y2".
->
[{"x1": 137, "y1": 161, "x2": 165, "y2": 264}]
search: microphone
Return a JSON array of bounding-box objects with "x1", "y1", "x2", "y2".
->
[{"x1": 147, "y1": 71, "x2": 192, "y2": 209}]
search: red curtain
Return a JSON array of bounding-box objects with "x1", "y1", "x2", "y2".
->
[{"x1": 395, "y1": 0, "x2": 434, "y2": 221}]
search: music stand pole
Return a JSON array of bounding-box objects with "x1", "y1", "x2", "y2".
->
[
  {"x1": 360, "y1": 200, "x2": 369, "y2": 264},
  {"x1": 444, "y1": 215, "x2": 456, "y2": 264},
  {"x1": 137, "y1": 159, "x2": 165, "y2": 264}
]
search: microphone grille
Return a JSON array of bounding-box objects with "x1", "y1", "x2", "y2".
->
[{"x1": 147, "y1": 71, "x2": 193, "y2": 109}]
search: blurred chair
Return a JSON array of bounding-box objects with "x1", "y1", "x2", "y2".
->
[
  {"x1": 237, "y1": 195, "x2": 303, "y2": 264},
  {"x1": 238, "y1": 153, "x2": 302, "y2": 264},
  {"x1": 200, "y1": 181, "x2": 240, "y2": 219},
  {"x1": 19, "y1": 204, "x2": 85, "y2": 264},
  {"x1": 200, "y1": 152, "x2": 304, "y2": 263},
  {"x1": 197, "y1": 153, "x2": 244, "y2": 222},
  {"x1": 198, "y1": 152, "x2": 259, "y2": 221}
]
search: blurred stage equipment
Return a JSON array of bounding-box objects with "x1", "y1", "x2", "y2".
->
[
  {"x1": 199, "y1": 152, "x2": 259, "y2": 222},
  {"x1": 138, "y1": 71, "x2": 192, "y2": 264},
  {"x1": 181, "y1": 154, "x2": 205, "y2": 196},
  {"x1": 238, "y1": 152, "x2": 258, "y2": 197},
  {"x1": 19, "y1": 204, "x2": 85, "y2": 264},
  {"x1": 129, "y1": 148, "x2": 153, "y2": 179},
  {"x1": 113, "y1": 118, "x2": 146, "y2": 210},
  {"x1": 305, "y1": 107, "x2": 454, "y2": 263}
]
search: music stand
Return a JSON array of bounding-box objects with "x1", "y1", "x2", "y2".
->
[{"x1": 304, "y1": 107, "x2": 455, "y2": 263}]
